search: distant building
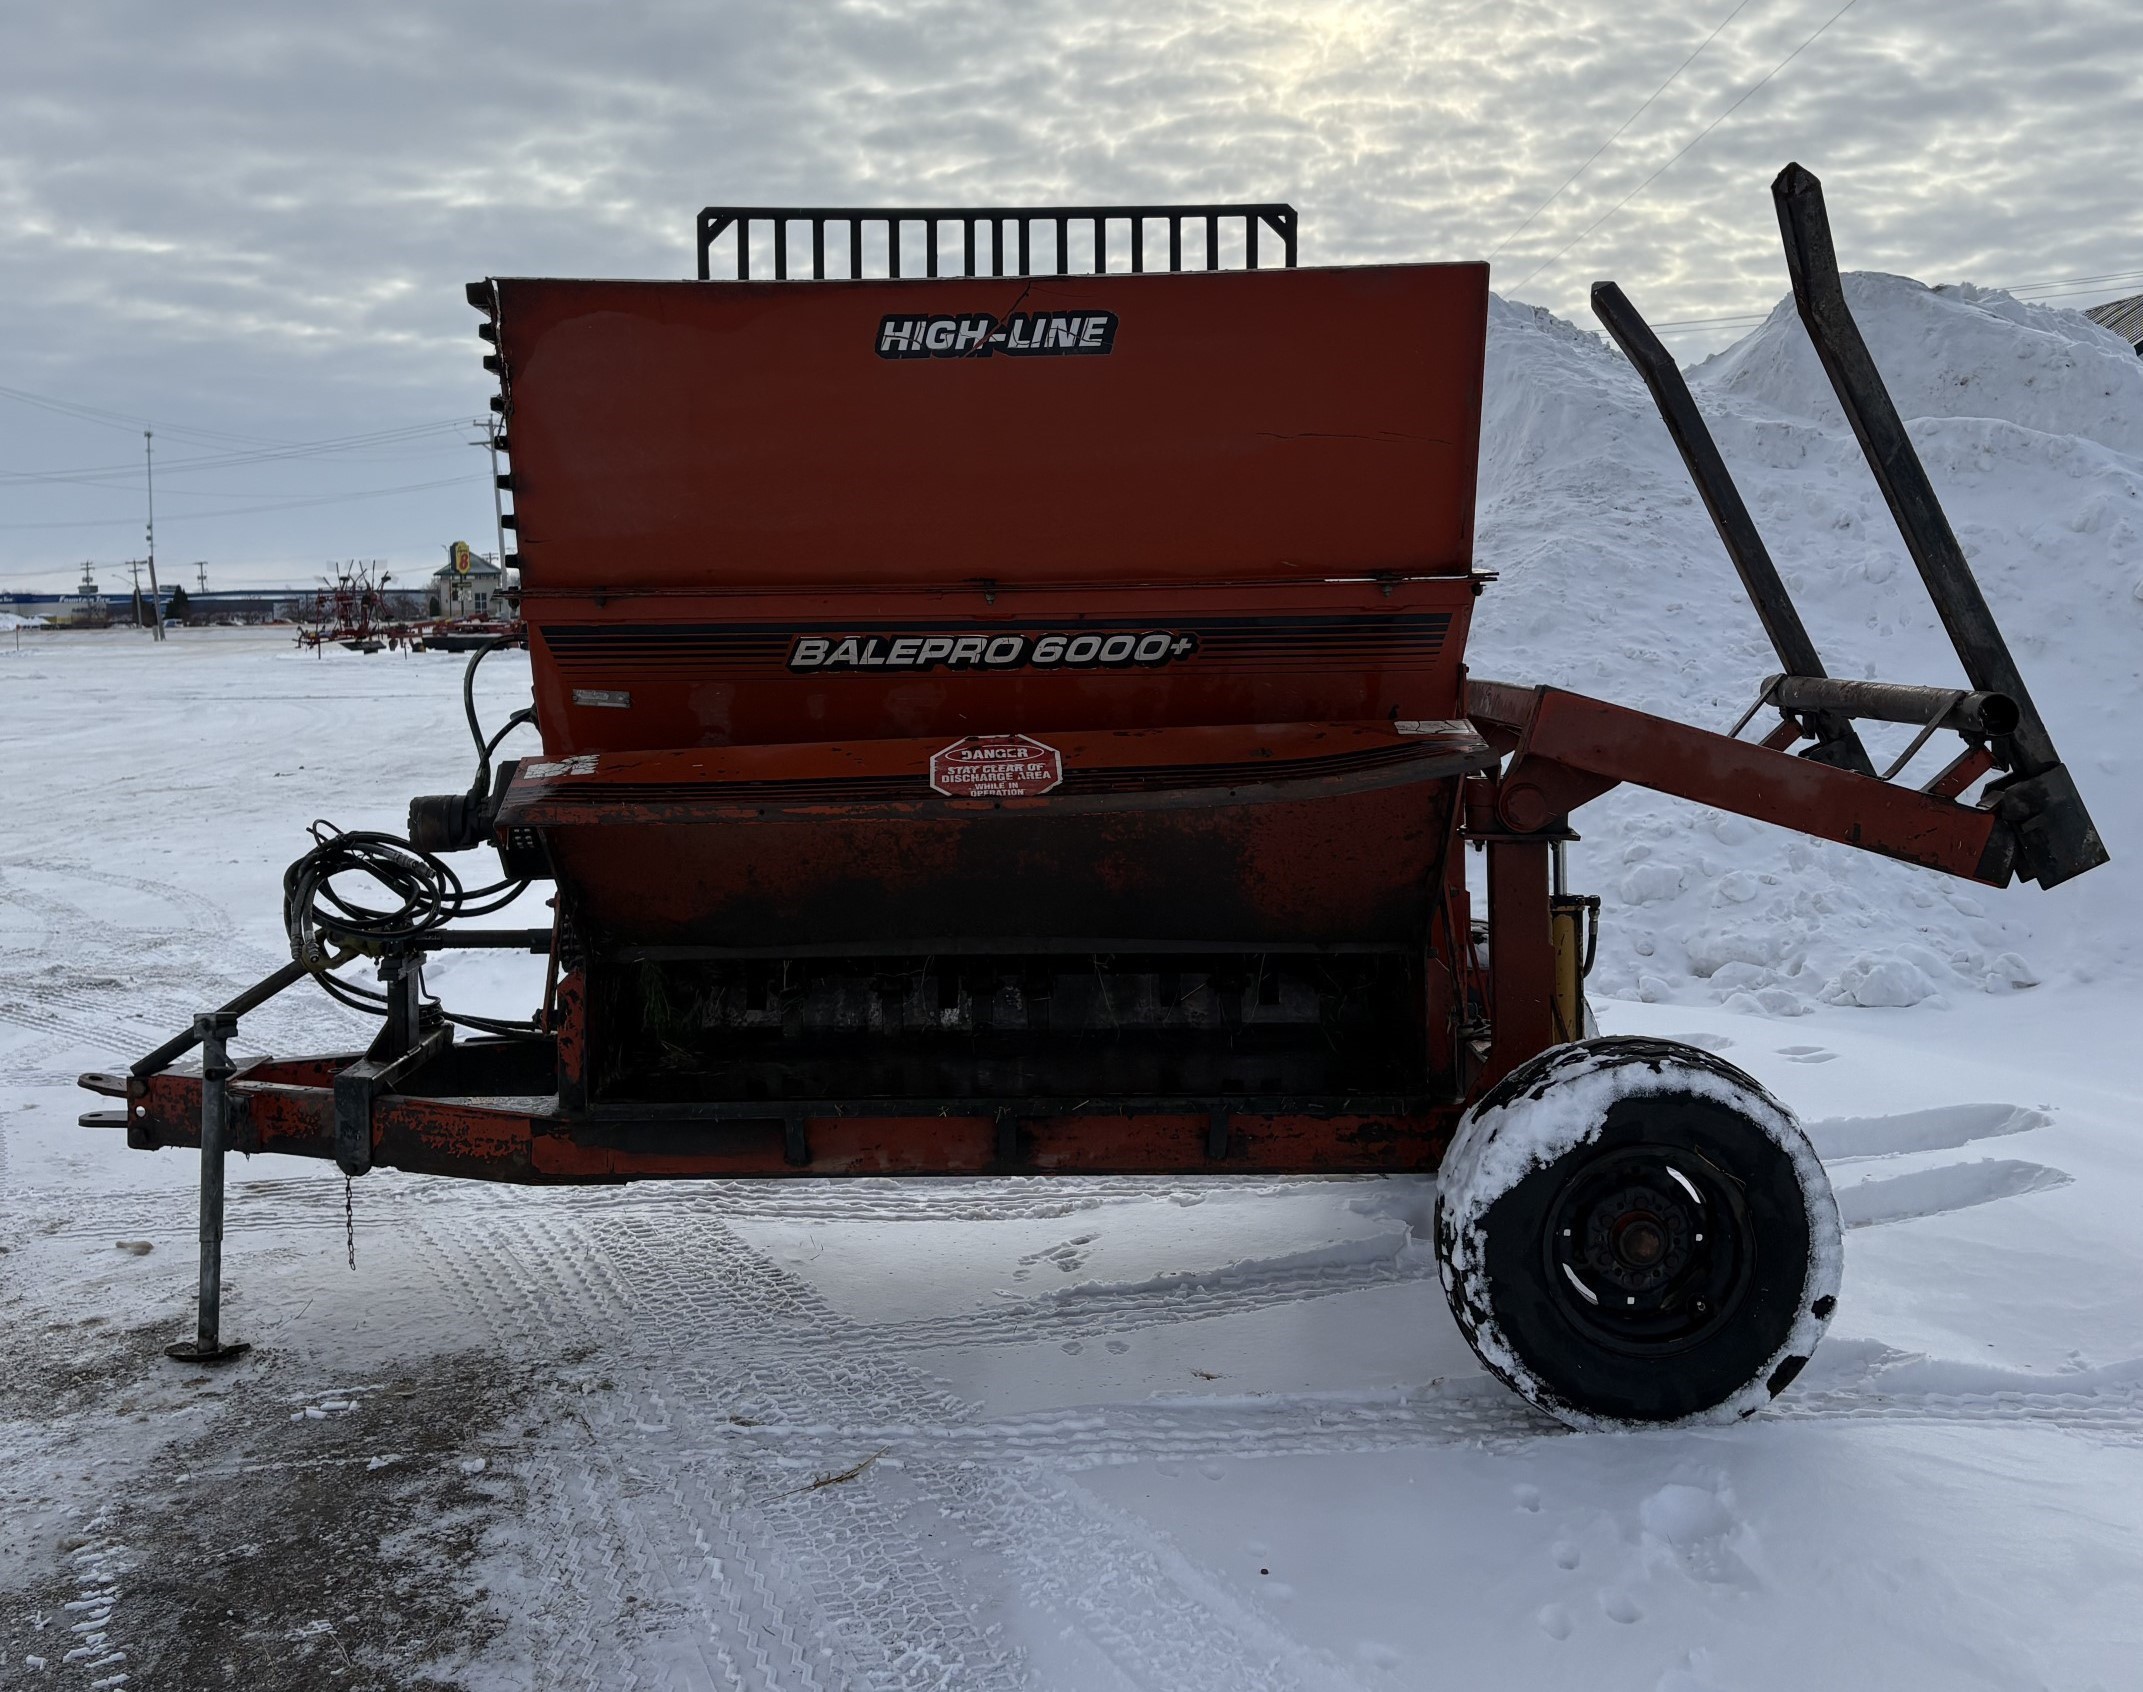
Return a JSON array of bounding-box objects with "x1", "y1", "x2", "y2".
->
[
  {"x1": 2085, "y1": 293, "x2": 2143, "y2": 353},
  {"x1": 428, "y1": 543, "x2": 510, "y2": 620},
  {"x1": 185, "y1": 589, "x2": 304, "y2": 624},
  {"x1": 4, "y1": 558, "x2": 488, "y2": 629},
  {"x1": 1, "y1": 564, "x2": 114, "y2": 628}
]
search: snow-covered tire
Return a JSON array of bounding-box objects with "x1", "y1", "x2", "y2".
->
[{"x1": 1436, "y1": 1036, "x2": 1841, "y2": 1430}]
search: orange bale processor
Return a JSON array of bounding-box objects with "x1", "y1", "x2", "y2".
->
[{"x1": 89, "y1": 172, "x2": 2104, "y2": 1425}]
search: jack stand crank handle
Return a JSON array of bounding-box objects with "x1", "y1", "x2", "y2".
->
[
  {"x1": 167, "y1": 1011, "x2": 252, "y2": 1365},
  {"x1": 131, "y1": 957, "x2": 308, "y2": 1080}
]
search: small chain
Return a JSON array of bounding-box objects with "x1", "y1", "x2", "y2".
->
[{"x1": 344, "y1": 1174, "x2": 357, "y2": 1271}]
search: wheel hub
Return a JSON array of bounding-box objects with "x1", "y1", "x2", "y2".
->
[
  {"x1": 1545, "y1": 1147, "x2": 1751, "y2": 1354},
  {"x1": 1583, "y1": 1183, "x2": 1692, "y2": 1292}
]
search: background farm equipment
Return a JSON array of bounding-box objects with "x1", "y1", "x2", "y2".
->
[
  {"x1": 294, "y1": 560, "x2": 408, "y2": 653},
  {"x1": 86, "y1": 167, "x2": 2103, "y2": 1426},
  {"x1": 295, "y1": 554, "x2": 522, "y2": 654}
]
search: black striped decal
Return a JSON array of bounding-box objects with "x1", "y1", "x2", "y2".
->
[{"x1": 538, "y1": 612, "x2": 1455, "y2": 679}]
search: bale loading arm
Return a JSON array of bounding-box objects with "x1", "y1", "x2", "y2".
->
[
  {"x1": 1457, "y1": 161, "x2": 2102, "y2": 1082},
  {"x1": 1546, "y1": 165, "x2": 2103, "y2": 888}
]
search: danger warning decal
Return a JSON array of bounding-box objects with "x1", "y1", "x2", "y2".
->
[
  {"x1": 928, "y1": 735, "x2": 1063, "y2": 798},
  {"x1": 877, "y1": 311, "x2": 1119, "y2": 359},
  {"x1": 789, "y1": 628, "x2": 1196, "y2": 673}
]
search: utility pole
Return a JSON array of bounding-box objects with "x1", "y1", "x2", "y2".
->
[
  {"x1": 143, "y1": 431, "x2": 166, "y2": 641},
  {"x1": 126, "y1": 559, "x2": 145, "y2": 627},
  {"x1": 476, "y1": 418, "x2": 507, "y2": 570}
]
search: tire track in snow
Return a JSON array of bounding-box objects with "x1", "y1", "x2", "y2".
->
[
  {"x1": 408, "y1": 1209, "x2": 854, "y2": 1691},
  {"x1": 707, "y1": 1365, "x2": 2143, "y2": 1471},
  {"x1": 590, "y1": 1211, "x2": 1020, "y2": 1690},
  {"x1": 30, "y1": 1174, "x2": 1351, "y2": 1248},
  {"x1": 0, "y1": 862, "x2": 358, "y2": 1093},
  {"x1": 870, "y1": 1232, "x2": 1431, "y2": 1350},
  {"x1": 936, "y1": 1463, "x2": 1323, "y2": 1692},
  {"x1": 650, "y1": 1387, "x2": 1553, "y2": 1471},
  {"x1": 30, "y1": 1120, "x2": 2143, "y2": 1690},
  {"x1": 406, "y1": 1214, "x2": 765, "y2": 1692},
  {"x1": 0, "y1": 871, "x2": 260, "y2": 1083},
  {"x1": 402, "y1": 1195, "x2": 1360, "y2": 1689}
]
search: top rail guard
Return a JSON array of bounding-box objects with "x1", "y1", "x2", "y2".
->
[{"x1": 696, "y1": 203, "x2": 1298, "y2": 282}]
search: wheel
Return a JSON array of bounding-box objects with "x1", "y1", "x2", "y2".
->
[{"x1": 1436, "y1": 1036, "x2": 1841, "y2": 1429}]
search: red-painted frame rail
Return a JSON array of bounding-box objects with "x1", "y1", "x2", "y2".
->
[{"x1": 1467, "y1": 679, "x2": 2014, "y2": 886}]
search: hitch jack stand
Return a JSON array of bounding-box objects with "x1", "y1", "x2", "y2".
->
[{"x1": 166, "y1": 1011, "x2": 251, "y2": 1364}]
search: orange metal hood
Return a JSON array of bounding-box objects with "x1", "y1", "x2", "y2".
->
[{"x1": 488, "y1": 262, "x2": 1489, "y2": 594}]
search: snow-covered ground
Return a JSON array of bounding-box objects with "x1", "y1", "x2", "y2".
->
[{"x1": 3, "y1": 276, "x2": 2140, "y2": 1690}]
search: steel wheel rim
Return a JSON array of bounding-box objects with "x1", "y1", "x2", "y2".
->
[{"x1": 1540, "y1": 1143, "x2": 1755, "y2": 1357}]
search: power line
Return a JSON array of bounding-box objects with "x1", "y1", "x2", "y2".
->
[
  {"x1": 0, "y1": 474, "x2": 481, "y2": 532},
  {"x1": 0, "y1": 561, "x2": 102, "y2": 582},
  {"x1": 0, "y1": 416, "x2": 476, "y2": 487},
  {"x1": 5, "y1": 463, "x2": 468, "y2": 499},
  {"x1": 1640, "y1": 266, "x2": 2143, "y2": 336},
  {"x1": 2007, "y1": 271, "x2": 2143, "y2": 300},
  {"x1": 1489, "y1": 0, "x2": 1761, "y2": 262},
  {"x1": 1507, "y1": 0, "x2": 1865, "y2": 292},
  {"x1": 0, "y1": 379, "x2": 292, "y2": 450},
  {"x1": 1651, "y1": 311, "x2": 1771, "y2": 330},
  {"x1": 2001, "y1": 266, "x2": 2143, "y2": 294}
]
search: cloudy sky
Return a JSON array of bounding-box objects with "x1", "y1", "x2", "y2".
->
[{"x1": 4, "y1": 0, "x2": 2138, "y2": 591}]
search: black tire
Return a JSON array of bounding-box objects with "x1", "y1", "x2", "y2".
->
[{"x1": 1436, "y1": 1036, "x2": 1841, "y2": 1429}]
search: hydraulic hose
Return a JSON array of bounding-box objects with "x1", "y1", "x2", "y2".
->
[{"x1": 284, "y1": 631, "x2": 543, "y2": 1039}]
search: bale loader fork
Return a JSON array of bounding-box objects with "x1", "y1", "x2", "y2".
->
[{"x1": 1527, "y1": 162, "x2": 2104, "y2": 894}]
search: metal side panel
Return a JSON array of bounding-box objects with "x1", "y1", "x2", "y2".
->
[{"x1": 499, "y1": 721, "x2": 1488, "y2": 950}]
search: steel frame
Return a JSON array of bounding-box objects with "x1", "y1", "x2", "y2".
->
[
  {"x1": 84, "y1": 666, "x2": 2030, "y2": 1185},
  {"x1": 88, "y1": 1047, "x2": 1464, "y2": 1182}
]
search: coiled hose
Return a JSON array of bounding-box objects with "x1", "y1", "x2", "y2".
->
[{"x1": 282, "y1": 634, "x2": 540, "y2": 1038}]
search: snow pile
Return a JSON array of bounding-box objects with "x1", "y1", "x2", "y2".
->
[{"x1": 1473, "y1": 275, "x2": 2143, "y2": 1012}]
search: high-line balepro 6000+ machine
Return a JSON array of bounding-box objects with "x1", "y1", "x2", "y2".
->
[{"x1": 86, "y1": 166, "x2": 2105, "y2": 1427}]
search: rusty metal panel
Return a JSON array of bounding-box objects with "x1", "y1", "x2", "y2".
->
[
  {"x1": 503, "y1": 720, "x2": 1488, "y2": 820},
  {"x1": 510, "y1": 1108, "x2": 1466, "y2": 1181},
  {"x1": 547, "y1": 793, "x2": 1444, "y2": 950},
  {"x1": 555, "y1": 969, "x2": 589, "y2": 1110},
  {"x1": 505, "y1": 723, "x2": 1485, "y2": 950},
  {"x1": 518, "y1": 1104, "x2": 1458, "y2": 1180}
]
